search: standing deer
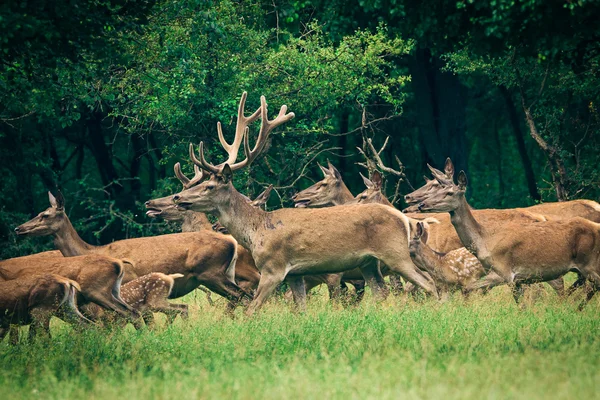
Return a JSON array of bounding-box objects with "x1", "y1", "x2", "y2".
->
[
  {"x1": 15, "y1": 191, "x2": 250, "y2": 312},
  {"x1": 172, "y1": 93, "x2": 438, "y2": 314},
  {"x1": 0, "y1": 274, "x2": 89, "y2": 343},
  {"x1": 405, "y1": 158, "x2": 600, "y2": 307}
]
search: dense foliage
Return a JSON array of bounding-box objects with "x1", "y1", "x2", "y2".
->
[{"x1": 1, "y1": 0, "x2": 599, "y2": 259}]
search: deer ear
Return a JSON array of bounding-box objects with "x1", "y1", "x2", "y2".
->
[
  {"x1": 360, "y1": 172, "x2": 373, "y2": 189},
  {"x1": 370, "y1": 170, "x2": 382, "y2": 190},
  {"x1": 327, "y1": 161, "x2": 342, "y2": 180},
  {"x1": 48, "y1": 191, "x2": 58, "y2": 208},
  {"x1": 220, "y1": 164, "x2": 233, "y2": 183},
  {"x1": 416, "y1": 222, "x2": 424, "y2": 237},
  {"x1": 457, "y1": 171, "x2": 468, "y2": 190},
  {"x1": 55, "y1": 190, "x2": 65, "y2": 210},
  {"x1": 318, "y1": 162, "x2": 330, "y2": 177},
  {"x1": 444, "y1": 158, "x2": 455, "y2": 178},
  {"x1": 253, "y1": 185, "x2": 273, "y2": 207}
]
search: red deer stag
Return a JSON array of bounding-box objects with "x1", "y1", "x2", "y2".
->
[
  {"x1": 172, "y1": 93, "x2": 438, "y2": 314},
  {"x1": 145, "y1": 163, "x2": 269, "y2": 295}
]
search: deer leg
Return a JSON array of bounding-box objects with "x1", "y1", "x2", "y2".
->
[
  {"x1": 246, "y1": 270, "x2": 286, "y2": 316},
  {"x1": 373, "y1": 262, "x2": 389, "y2": 298},
  {"x1": 325, "y1": 274, "x2": 343, "y2": 301},
  {"x1": 388, "y1": 275, "x2": 404, "y2": 295},
  {"x1": 28, "y1": 311, "x2": 51, "y2": 342},
  {"x1": 387, "y1": 259, "x2": 439, "y2": 300},
  {"x1": 511, "y1": 282, "x2": 525, "y2": 304},
  {"x1": 546, "y1": 277, "x2": 565, "y2": 296},
  {"x1": 465, "y1": 273, "x2": 507, "y2": 293},
  {"x1": 202, "y1": 277, "x2": 250, "y2": 314},
  {"x1": 351, "y1": 281, "x2": 366, "y2": 304},
  {"x1": 9, "y1": 325, "x2": 20, "y2": 345},
  {"x1": 162, "y1": 304, "x2": 189, "y2": 323},
  {"x1": 142, "y1": 311, "x2": 155, "y2": 329},
  {"x1": 0, "y1": 325, "x2": 7, "y2": 342},
  {"x1": 577, "y1": 271, "x2": 600, "y2": 310},
  {"x1": 359, "y1": 262, "x2": 388, "y2": 301},
  {"x1": 567, "y1": 273, "x2": 587, "y2": 296},
  {"x1": 287, "y1": 276, "x2": 307, "y2": 312}
]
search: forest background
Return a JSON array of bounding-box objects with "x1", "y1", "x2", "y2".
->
[{"x1": 1, "y1": 0, "x2": 599, "y2": 259}]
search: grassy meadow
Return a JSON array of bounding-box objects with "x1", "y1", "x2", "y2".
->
[{"x1": 1, "y1": 276, "x2": 599, "y2": 400}]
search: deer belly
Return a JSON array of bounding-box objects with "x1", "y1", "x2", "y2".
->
[{"x1": 285, "y1": 255, "x2": 374, "y2": 276}]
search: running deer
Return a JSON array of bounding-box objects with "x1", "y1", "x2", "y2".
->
[
  {"x1": 86, "y1": 273, "x2": 188, "y2": 328},
  {"x1": 15, "y1": 192, "x2": 250, "y2": 312},
  {"x1": 353, "y1": 168, "x2": 570, "y2": 295},
  {"x1": 172, "y1": 93, "x2": 438, "y2": 314},
  {"x1": 406, "y1": 158, "x2": 600, "y2": 307},
  {"x1": 409, "y1": 222, "x2": 487, "y2": 299},
  {"x1": 0, "y1": 254, "x2": 137, "y2": 320},
  {"x1": 0, "y1": 274, "x2": 89, "y2": 343}
]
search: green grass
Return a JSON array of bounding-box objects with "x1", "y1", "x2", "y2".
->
[{"x1": 1, "y1": 280, "x2": 600, "y2": 399}]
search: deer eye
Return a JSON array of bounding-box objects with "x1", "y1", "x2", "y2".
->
[
  {"x1": 206, "y1": 185, "x2": 215, "y2": 190},
  {"x1": 320, "y1": 183, "x2": 327, "y2": 188},
  {"x1": 41, "y1": 214, "x2": 48, "y2": 219}
]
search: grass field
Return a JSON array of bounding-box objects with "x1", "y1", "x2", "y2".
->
[{"x1": 1, "y1": 278, "x2": 599, "y2": 399}]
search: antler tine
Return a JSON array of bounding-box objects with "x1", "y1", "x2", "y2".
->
[
  {"x1": 218, "y1": 91, "x2": 263, "y2": 166},
  {"x1": 187, "y1": 165, "x2": 207, "y2": 188},
  {"x1": 189, "y1": 142, "x2": 221, "y2": 175},
  {"x1": 174, "y1": 162, "x2": 190, "y2": 186},
  {"x1": 229, "y1": 95, "x2": 295, "y2": 171},
  {"x1": 174, "y1": 163, "x2": 206, "y2": 189}
]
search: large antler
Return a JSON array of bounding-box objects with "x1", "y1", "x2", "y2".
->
[
  {"x1": 174, "y1": 162, "x2": 207, "y2": 189},
  {"x1": 190, "y1": 94, "x2": 295, "y2": 174},
  {"x1": 218, "y1": 91, "x2": 262, "y2": 165}
]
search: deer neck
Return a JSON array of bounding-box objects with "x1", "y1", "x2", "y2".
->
[
  {"x1": 181, "y1": 211, "x2": 213, "y2": 232},
  {"x1": 334, "y1": 182, "x2": 355, "y2": 205},
  {"x1": 448, "y1": 196, "x2": 489, "y2": 259},
  {"x1": 53, "y1": 216, "x2": 95, "y2": 256},
  {"x1": 213, "y1": 188, "x2": 265, "y2": 251}
]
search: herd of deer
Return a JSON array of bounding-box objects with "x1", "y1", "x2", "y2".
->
[{"x1": 2, "y1": 92, "x2": 600, "y2": 344}]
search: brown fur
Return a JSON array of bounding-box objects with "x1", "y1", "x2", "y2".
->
[
  {"x1": 145, "y1": 188, "x2": 267, "y2": 295},
  {"x1": 409, "y1": 222, "x2": 487, "y2": 298},
  {"x1": 0, "y1": 273, "x2": 87, "y2": 343},
  {"x1": 174, "y1": 170, "x2": 439, "y2": 314},
  {"x1": 408, "y1": 159, "x2": 600, "y2": 305},
  {"x1": 87, "y1": 273, "x2": 188, "y2": 328},
  {"x1": 0, "y1": 254, "x2": 135, "y2": 321},
  {"x1": 15, "y1": 193, "x2": 249, "y2": 310}
]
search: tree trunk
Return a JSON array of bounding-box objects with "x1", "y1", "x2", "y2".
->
[
  {"x1": 499, "y1": 86, "x2": 540, "y2": 201},
  {"x1": 518, "y1": 90, "x2": 569, "y2": 201}
]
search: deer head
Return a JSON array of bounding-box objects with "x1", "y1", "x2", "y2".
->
[
  {"x1": 292, "y1": 161, "x2": 346, "y2": 208},
  {"x1": 145, "y1": 163, "x2": 207, "y2": 221},
  {"x1": 408, "y1": 221, "x2": 429, "y2": 260},
  {"x1": 347, "y1": 171, "x2": 391, "y2": 206},
  {"x1": 408, "y1": 158, "x2": 468, "y2": 213},
  {"x1": 173, "y1": 93, "x2": 294, "y2": 213},
  {"x1": 14, "y1": 191, "x2": 68, "y2": 236},
  {"x1": 404, "y1": 158, "x2": 455, "y2": 205}
]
